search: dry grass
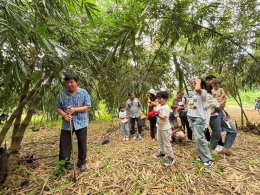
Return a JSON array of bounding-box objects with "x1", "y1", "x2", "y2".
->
[
  {"x1": 1, "y1": 106, "x2": 260, "y2": 194},
  {"x1": 225, "y1": 105, "x2": 260, "y2": 126}
]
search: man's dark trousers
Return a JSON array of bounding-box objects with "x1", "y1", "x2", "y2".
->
[
  {"x1": 59, "y1": 127, "x2": 87, "y2": 166},
  {"x1": 130, "y1": 117, "x2": 142, "y2": 135}
]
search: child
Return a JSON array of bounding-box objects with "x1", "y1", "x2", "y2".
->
[
  {"x1": 172, "y1": 128, "x2": 186, "y2": 143},
  {"x1": 187, "y1": 79, "x2": 213, "y2": 167},
  {"x1": 211, "y1": 79, "x2": 231, "y2": 127},
  {"x1": 211, "y1": 79, "x2": 226, "y2": 102},
  {"x1": 169, "y1": 105, "x2": 184, "y2": 142},
  {"x1": 119, "y1": 105, "x2": 130, "y2": 141},
  {"x1": 154, "y1": 91, "x2": 176, "y2": 167}
]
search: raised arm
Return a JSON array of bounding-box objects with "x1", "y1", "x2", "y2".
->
[
  {"x1": 148, "y1": 98, "x2": 159, "y2": 107},
  {"x1": 195, "y1": 79, "x2": 202, "y2": 95}
]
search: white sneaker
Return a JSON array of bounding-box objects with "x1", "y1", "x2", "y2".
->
[
  {"x1": 215, "y1": 145, "x2": 224, "y2": 152},
  {"x1": 125, "y1": 137, "x2": 129, "y2": 141},
  {"x1": 123, "y1": 138, "x2": 126, "y2": 141},
  {"x1": 132, "y1": 134, "x2": 137, "y2": 140}
]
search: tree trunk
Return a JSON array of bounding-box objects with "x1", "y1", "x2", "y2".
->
[
  {"x1": 183, "y1": 79, "x2": 189, "y2": 97},
  {"x1": 232, "y1": 95, "x2": 249, "y2": 126},
  {"x1": 237, "y1": 91, "x2": 249, "y2": 125},
  {"x1": 173, "y1": 53, "x2": 184, "y2": 92},
  {"x1": 241, "y1": 106, "x2": 244, "y2": 126},
  {"x1": 233, "y1": 78, "x2": 249, "y2": 126},
  {"x1": 12, "y1": 46, "x2": 37, "y2": 139},
  {"x1": 230, "y1": 76, "x2": 249, "y2": 126},
  {"x1": 9, "y1": 75, "x2": 54, "y2": 152},
  {"x1": 0, "y1": 76, "x2": 45, "y2": 146},
  {"x1": 11, "y1": 79, "x2": 32, "y2": 140},
  {"x1": 9, "y1": 95, "x2": 42, "y2": 152}
]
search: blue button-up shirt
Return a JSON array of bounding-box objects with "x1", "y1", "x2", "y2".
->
[{"x1": 56, "y1": 87, "x2": 91, "y2": 131}]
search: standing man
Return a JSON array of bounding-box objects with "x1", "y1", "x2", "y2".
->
[
  {"x1": 56, "y1": 73, "x2": 91, "y2": 172},
  {"x1": 126, "y1": 92, "x2": 143, "y2": 142}
]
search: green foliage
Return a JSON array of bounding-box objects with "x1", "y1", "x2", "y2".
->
[
  {"x1": 1, "y1": 0, "x2": 259, "y2": 116},
  {"x1": 227, "y1": 91, "x2": 260, "y2": 106},
  {"x1": 1, "y1": 0, "x2": 260, "y2": 148},
  {"x1": 50, "y1": 159, "x2": 70, "y2": 179},
  {"x1": 95, "y1": 102, "x2": 113, "y2": 121}
]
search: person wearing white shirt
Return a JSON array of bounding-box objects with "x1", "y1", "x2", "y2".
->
[
  {"x1": 153, "y1": 91, "x2": 176, "y2": 167},
  {"x1": 187, "y1": 79, "x2": 213, "y2": 167},
  {"x1": 119, "y1": 105, "x2": 130, "y2": 141}
]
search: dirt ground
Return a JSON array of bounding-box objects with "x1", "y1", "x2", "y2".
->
[
  {"x1": 225, "y1": 105, "x2": 260, "y2": 126},
  {"x1": 0, "y1": 106, "x2": 260, "y2": 194}
]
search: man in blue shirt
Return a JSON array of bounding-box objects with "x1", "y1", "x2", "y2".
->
[{"x1": 56, "y1": 74, "x2": 91, "y2": 172}]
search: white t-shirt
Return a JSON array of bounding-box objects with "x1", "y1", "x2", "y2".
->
[
  {"x1": 177, "y1": 97, "x2": 188, "y2": 111},
  {"x1": 119, "y1": 111, "x2": 128, "y2": 123},
  {"x1": 187, "y1": 89, "x2": 207, "y2": 119},
  {"x1": 205, "y1": 93, "x2": 220, "y2": 128},
  {"x1": 156, "y1": 104, "x2": 172, "y2": 130}
]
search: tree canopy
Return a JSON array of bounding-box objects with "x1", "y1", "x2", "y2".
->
[{"x1": 0, "y1": 0, "x2": 259, "y2": 150}]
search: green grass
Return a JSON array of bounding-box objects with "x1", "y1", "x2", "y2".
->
[
  {"x1": 216, "y1": 167, "x2": 225, "y2": 175},
  {"x1": 175, "y1": 171, "x2": 183, "y2": 182},
  {"x1": 227, "y1": 91, "x2": 260, "y2": 106}
]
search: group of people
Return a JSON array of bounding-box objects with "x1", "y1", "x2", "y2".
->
[
  {"x1": 55, "y1": 73, "x2": 237, "y2": 174},
  {"x1": 183, "y1": 76, "x2": 237, "y2": 166},
  {"x1": 119, "y1": 90, "x2": 176, "y2": 166},
  {"x1": 118, "y1": 93, "x2": 144, "y2": 143},
  {"x1": 118, "y1": 75, "x2": 237, "y2": 167}
]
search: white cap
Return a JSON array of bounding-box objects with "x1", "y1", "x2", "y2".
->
[{"x1": 148, "y1": 89, "x2": 156, "y2": 96}]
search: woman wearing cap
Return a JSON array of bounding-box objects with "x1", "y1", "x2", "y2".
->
[{"x1": 147, "y1": 89, "x2": 159, "y2": 141}]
